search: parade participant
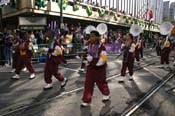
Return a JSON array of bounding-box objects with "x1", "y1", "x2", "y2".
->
[
  {"x1": 43, "y1": 30, "x2": 68, "y2": 90},
  {"x1": 118, "y1": 33, "x2": 136, "y2": 82},
  {"x1": 12, "y1": 32, "x2": 35, "y2": 79},
  {"x1": 134, "y1": 36, "x2": 141, "y2": 65},
  {"x1": 81, "y1": 24, "x2": 110, "y2": 107},
  {"x1": 11, "y1": 32, "x2": 21, "y2": 72},
  {"x1": 159, "y1": 22, "x2": 174, "y2": 68},
  {"x1": 79, "y1": 33, "x2": 90, "y2": 72},
  {"x1": 170, "y1": 27, "x2": 175, "y2": 65},
  {"x1": 138, "y1": 35, "x2": 145, "y2": 59},
  {"x1": 156, "y1": 36, "x2": 162, "y2": 56},
  {"x1": 160, "y1": 36, "x2": 171, "y2": 67}
]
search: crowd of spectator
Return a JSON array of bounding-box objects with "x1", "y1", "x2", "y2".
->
[{"x1": 0, "y1": 22, "x2": 127, "y2": 66}]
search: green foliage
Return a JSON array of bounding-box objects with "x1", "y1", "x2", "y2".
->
[
  {"x1": 35, "y1": 0, "x2": 47, "y2": 8},
  {"x1": 114, "y1": 14, "x2": 118, "y2": 21},
  {"x1": 56, "y1": 0, "x2": 68, "y2": 10},
  {"x1": 86, "y1": 6, "x2": 92, "y2": 16},
  {"x1": 98, "y1": 8, "x2": 105, "y2": 17},
  {"x1": 73, "y1": 2, "x2": 79, "y2": 11}
]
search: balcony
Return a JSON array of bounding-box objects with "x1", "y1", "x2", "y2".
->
[{"x1": 1, "y1": 0, "x2": 159, "y2": 31}]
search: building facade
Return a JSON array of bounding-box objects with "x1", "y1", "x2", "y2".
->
[
  {"x1": 81, "y1": 0, "x2": 163, "y2": 24},
  {"x1": 169, "y1": 2, "x2": 175, "y2": 21},
  {"x1": 163, "y1": 1, "x2": 170, "y2": 21},
  {"x1": 0, "y1": 0, "x2": 160, "y2": 31}
]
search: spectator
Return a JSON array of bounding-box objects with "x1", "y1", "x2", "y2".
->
[{"x1": 4, "y1": 34, "x2": 13, "y2": 67}]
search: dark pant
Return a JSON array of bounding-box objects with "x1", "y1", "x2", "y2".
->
[
  {"x1": 161, "y1": 48, "x2": 170, "y2": 64},
  {"x1": 139, "y1": 48, "x2": 143, "y2": 58},
  {"x1": 12, "y1": 52, "x2": 20, "y2": 69},
  {"x1": 121, "y1": 59, "x2": 134, "y2": 76}
]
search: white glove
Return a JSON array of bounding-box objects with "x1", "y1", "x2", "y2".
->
[
  {"x1": 82, "y1": 60, "x2": 88, "y2": 64},
  {"x1": 121, "y1": 43, "x2": 125, "y2": 49},
  {"x1": 44, "y1": 48, "x2": 49, "y2": 52},
  {"x1": 87, "y1": 54, "x2": 93, "y2": 62},
  {"x1": 96, "y1": 59, "x2": 103, "y2": 66}
]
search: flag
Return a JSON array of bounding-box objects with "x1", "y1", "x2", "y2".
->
[{"x1": 148, "y1": 9, "x2": 153, "y2": 20}]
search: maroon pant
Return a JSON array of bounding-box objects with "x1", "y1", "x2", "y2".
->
[
  {"x1": 80, "y1": 62, "x2": 86, "y2": 69},
  {"x1": 82, "y1": 66, "x2": 110, "y2": 103},
  {"x1": 139, "y1": 48, "x2": 143, "y2": 58},
  {"x1": 15, "y1": 56, "x2": 35, "y2": 74},
  {"x1": 161, "y1": 48, "x2": 170, "y2": 64},
  {"x1": 121, "y1": 56, "x2": 134, "y2": 76},
  {"x1": 12, "y1": 52, "x2": 20, "y2": 69},
  {"x1": 44, "y1": 59, "x2": 64, "y2": 84}
]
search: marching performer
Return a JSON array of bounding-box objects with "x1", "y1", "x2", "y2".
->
[
  {"x1": 118, "y1": 33, "x2": 136, "y2": 82},
  {"x1": 159, "y1": 22, "x2": 174, "y2": 68},
  {"x1": 156, "y1": 36, "x2": 162, "y2": 56},
  {"x1": 11, "y1": 32, "x2": 21, "y2": 72},
  {"x1": 160, "y1": 36, "x2": 171, "y2": 67},
  {"x1": 170, "y1": 27, "x2": 175, "y2": 65},
  {"x1": 138, "y1": 35, "x2": 145, "y2": 59},
  {"x1": 134, "y1": 36, "x2": 141, "y2": 65},
  {"x1": 12, "y1": 32, "x2": 35, "y2": 79},
  {"x1": 43, "y1": 30, "x2": 68, "y2": 90},
  {"x1": 79, "y1": 33, "x2": 90, "y2": 72},
  {"x1": 81, "y1": 24, "x2": 110, "y2": 107}
]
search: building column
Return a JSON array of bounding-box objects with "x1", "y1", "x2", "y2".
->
[{"x1": 0, "y1": 8, "x2": 2, "y2": 30}]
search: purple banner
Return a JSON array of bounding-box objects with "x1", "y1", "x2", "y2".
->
[{"x1": 105, "y1": 43, "x2": 121, "y2": 54}]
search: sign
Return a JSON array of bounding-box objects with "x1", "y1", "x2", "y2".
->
[
  {"x1": 0, "y1": 0, "x2": 10, "y2": 6},
  {"x1": 19, "y1": 17, "x2": 47, "y2": 26}
]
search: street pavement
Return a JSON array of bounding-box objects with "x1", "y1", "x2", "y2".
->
[{"x1": 0, "y1": 49, "x2": 175, "y2": 116}]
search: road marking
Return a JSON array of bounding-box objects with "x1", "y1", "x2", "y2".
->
[
  {"x1": 143, "y1": 67, "x2": 162, "y2": 80},
  {"x1": 59, "y1": 66, "x2": 82, "y2": 73}
]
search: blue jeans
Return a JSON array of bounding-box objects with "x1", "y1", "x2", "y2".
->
[{"x1": 4, "y1": 47, "x2": 12, "y2": 65}]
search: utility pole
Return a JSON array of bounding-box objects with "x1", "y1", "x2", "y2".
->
[
  {"x1": 146, "y1": 0, "x2": 148, "y2": 20},
  {"x1": 60, "y1": 0, "x2": 64, "y2": 30},
  {"x1": 0, "y1": 7, "x2": 2, "y2": 31},
  {"x1": 134, "y1": 0, "x2": 136, "y2": 17},
  {"x1": 155, "y1": 0, "x2": 157, "y2": 23}
]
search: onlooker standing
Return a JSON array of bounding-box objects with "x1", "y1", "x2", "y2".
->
[{"x1": 4, "y1": 34, "x2": 13, "y2": 67}]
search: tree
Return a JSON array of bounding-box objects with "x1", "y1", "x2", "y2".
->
[{"x1": 35, "y1": 0, "x2": 46, "y2": 8}]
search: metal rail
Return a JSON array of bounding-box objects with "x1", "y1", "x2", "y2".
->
[{"x1": 121, "y1": 72, "x2": 175, "y2": 116}]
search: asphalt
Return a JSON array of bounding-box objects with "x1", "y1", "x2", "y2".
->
[{"x1": 0, "y1": 49, "x2": 175, "y2": 116}]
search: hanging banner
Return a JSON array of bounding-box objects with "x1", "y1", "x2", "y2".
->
[{"x1": 19, "y1": 17, "x2": 47, "y2": 26}]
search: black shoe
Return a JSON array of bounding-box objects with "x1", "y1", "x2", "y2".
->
[{"x1": 61, "y1": 78, "x2": 68, "y2": 88}]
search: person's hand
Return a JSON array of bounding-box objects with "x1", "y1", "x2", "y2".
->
[{"x1": 87, "y1": 54, "x2": 93, "y2": 62}]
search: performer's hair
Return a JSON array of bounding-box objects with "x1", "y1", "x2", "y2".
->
[{"x1": 91, "y1": 31, "x2": 100, "y2": 37}]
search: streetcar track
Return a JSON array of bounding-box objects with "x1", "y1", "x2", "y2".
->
[{"x1": 121, "y1": 71, "x2": 175, "y2": 116}]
